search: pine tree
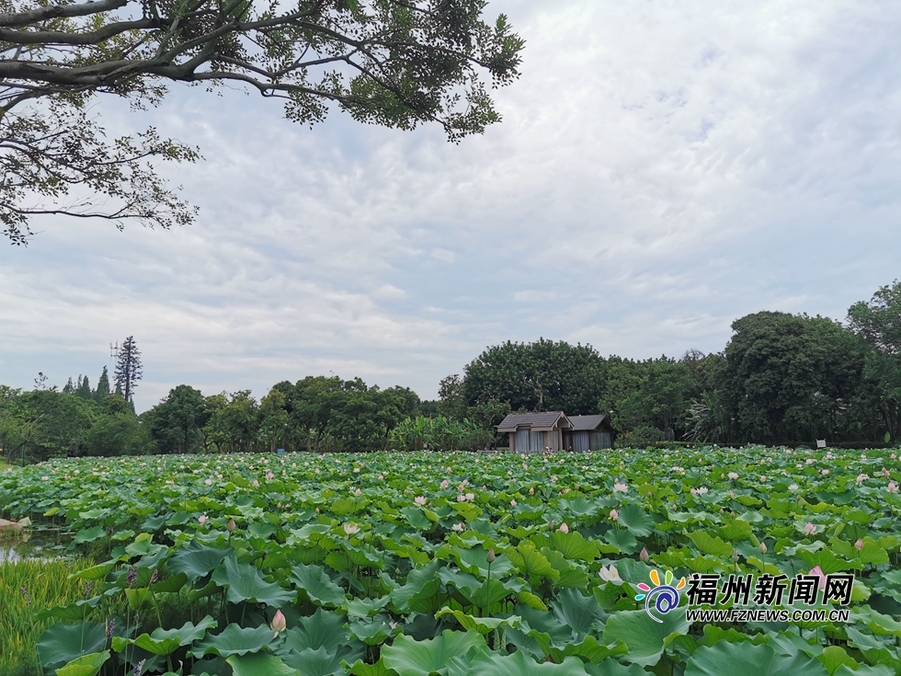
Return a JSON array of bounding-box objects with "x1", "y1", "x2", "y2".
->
[
  {"x1": 114, "y1": 337, "x2": 143, "y2": 404},
  {"x1": 95, "y1": 366, "x2": 111, "y2": 403},
  {"x1": 63, "y1": 377, "x2": 75, "y2": 394}
]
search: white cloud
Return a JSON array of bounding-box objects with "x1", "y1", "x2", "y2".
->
[{"x1": 2, "y1": 0, "x2": 899, "y2": 409}]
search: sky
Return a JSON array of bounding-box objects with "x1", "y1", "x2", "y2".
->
[{"x1": 2, "y1": 0, "x2": 900, "y2": 412}]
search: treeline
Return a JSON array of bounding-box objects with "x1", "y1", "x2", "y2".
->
[
  {"x1": 2, "y1": 281, "x2": 899, "y2": 460},
  {"x1": 448, "y1": 281, "x2": 901, "y2": 447}
]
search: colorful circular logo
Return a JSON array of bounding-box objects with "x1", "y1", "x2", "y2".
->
[{"x1": 635, "y1": 569, "x2": 686, "y2": 623}]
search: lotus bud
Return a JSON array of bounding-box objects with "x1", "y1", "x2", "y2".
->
[
  {"x1": 640, "y1": 547, "x2": 650, "y2": 563},
  {"x1": 227, "y1": 518, "x2": 236, "y2": 532},
  {"x1": 759, "y1": 542, "x2": 767, "y2": 554},
  {"x1": 804, "y1": 522, "x2": 816, "y2": 535},
  {"x1": 487, "y1": 548, "x2": 496, "y2": 563},
  {"x1": 855, "y1": 538, "x2": 864, "y2": 552},
  {"x1": 732, "y1": 549, "x2": 739, "y2": 562},
  {"x1": 558, "y1": 522, "x2": 569, "y2": 534},
  {"x1": 270, "y1": 609, "x2": 287, "y2": 635},
  {"x1": 609, "y1": 508, "x2": 619, "y2": 520}
]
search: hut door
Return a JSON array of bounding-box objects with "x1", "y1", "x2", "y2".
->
[{"x1": 515, "y1": 429, "x2": 530, "y2": 453}]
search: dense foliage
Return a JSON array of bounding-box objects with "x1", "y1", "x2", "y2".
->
[
  {"x1": 1, "y1": 446, "x2": 900, "y2": 674},
  {"x1": 0, "y1": 0, "x2": 524, "y2": 244}
]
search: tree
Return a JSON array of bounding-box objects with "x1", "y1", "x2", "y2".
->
[
  {"x1": 0, "y1": 0, "x2": 524, "y2": 245},
  {"x1": 848, "y1": 281, "x2": 901, "y2": 441},
  {"x1": 94, "y1": 366, "x2": 111, "y2": 403},
  {"x1": 75, "y1": 374, "x2": 92, "y2": 400},
  {"x1": 462, "y1": 339, "x2": 607, "y2": 415},
  {"x1": 145, "y1": 384, "x2": 207, "y2": 453},
  {"x1": 114, "y1": 336, "x2": 143, "y2": 403},
  {"x1": 720, "y1": 312, "x2": 867, "y2": 444}
]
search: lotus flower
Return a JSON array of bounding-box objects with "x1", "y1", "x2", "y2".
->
[
  {"x1": 227, "y1": 518, "x2": 236, "y2": 532},
  {"x1": 888, "y1": 481, "x2": 899, "y2": 494},
  {"x1": 452, "y1": 522, "x2": 465, "y2": 532},
  {"x1": 613, "y1": 482, "x2": 628, "y2": 493},
  {"x1": 804, "y1": 522, "x2": 816, "y2": 535},
  {"x1": 598, "y1": 565, "x2": 622, "y2": 584},
  {"x1": 414, "y1": 496, "x2": 427, "y2": 506},
  {"x1": 759, "y1": 542, "x2": 767, "y2": 554},
  {"x1": 487, "y1": 548, "x2": 496, "y2": 563},
  {"x1": 809, "y1": 566, "x2": 827, "y2": 589},
  {"x1": 343, "y1": 522, "x2": 360, "y2": 536},
  {"x1": 727, "y1": 472, "x2": 739, "y2": 480},
  {"x1": 198, "y1": 514, "x2": 208, "y2": 525},
  {"x1": 270, "y1": 609, "x2": 287, "y2": 636},
  {"x1": 855, "y1": 538, "x2": 864, "y2": 552},
  {"x1": 640, "y1": 547, "x2": 650, "y2": 563},
  {"x1": 558, "y1": 522, "x2": 569, "y2": 534},
  {"x1": 609, "y1": 508, "x2": 619, "y2": 520}
]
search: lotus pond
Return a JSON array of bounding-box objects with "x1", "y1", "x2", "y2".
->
[{"x1": 1, "y1": 446, "x2": 900, "y2": 675}]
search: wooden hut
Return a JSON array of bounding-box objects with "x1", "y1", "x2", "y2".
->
[
  {"x1": 564, "y1": 414, "x2": 614, "y2": 451},
  {"x1": 496, "y1": 412, "x2": 572, "y2": 453}
]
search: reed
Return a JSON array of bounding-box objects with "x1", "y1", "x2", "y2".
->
[{"x1": 0, "y1": 557, "x2": 94, "y2": 676}]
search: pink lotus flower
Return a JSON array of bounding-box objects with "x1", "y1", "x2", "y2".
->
[
  {"x1": 558, "y1": 522, "x2": 569, "y2": 534},
  {"x1": 883, "y1": 468, "x2": 891, "y2": 478},
  {"x1": 855, "y1": 538, "x2": 864, "y2": 552},
  {"x1": 510, "y1": 499, "x2": 517, "y2": 507},
  {"x1": 613, "y1": 482, "x2": 628, "y2": 493},
  {"x1": 809, "y1": 566, "x2": 827, "y2": 589},
  {"x1": 609, "y1": 509, "x2": 619, "y2": 520},
  {"x1": 759, "y1": 542, "x2": 767, "y2": 554},
  {"x1": 440, "y1": 479, "x2": 449, "y2": 490},
  {"x1": 414, "y1": 496, "x2": 427, "y2": 506},
  {"x1": 270, "y1": 609, "x2": 287, "y2": 635},
  {"x1": 343, "y1": 522, "x2": 360, "y2": 536},
  {"x1": 452, "y1": 522, "x2": 465, "y2": 532},
  {"x1": 640, "y1": 547, "x2": 650, "y2": 563},
  {"x1": 804, "y1": 522, "x2": 816, "y2": 535},
  {"x1": 198, "y1": 514, "x2": 208, "y2": 525},
  {"x1": 888, "y1": 481, "x2": 899, "y2": 493}
]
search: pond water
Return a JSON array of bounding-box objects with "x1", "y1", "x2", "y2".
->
[{"x1": 0, "y1": 530, "x2": 72, "y2": 563}]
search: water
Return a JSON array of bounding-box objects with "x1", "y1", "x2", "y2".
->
[{"x1": 0, "y1": 530, "x2": 71, "y2": 563}]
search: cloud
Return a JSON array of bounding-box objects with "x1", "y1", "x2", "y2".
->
[{"x1": 2, "y1": 0, "x2": 899, "y2": 410}]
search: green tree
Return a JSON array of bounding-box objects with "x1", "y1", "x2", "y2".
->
[
  {"x1": 85, "y1": 412, "x2": 150, "y2": 456},
  {"x1": 145, "y1": 384, "x2": 207, "y2": 453},
  {"x1": 437, "y1": 374, "x2": 467, "y2": 420},
  {"x1": 721, "y1": 312, "x2": 867, "y2": 444},
  {"x1": 848, "y1": 281, "x2": 901, "y2": 441},
  {"x1": 75, "y1": 374, "x2": 92, "y2": 400},
  {"x1": 600, "y1": 356, "x2": 693, "y2": 440},
  {"x1": 1, "y1": 0, "x2": 524, "y2": 244},
  {"x1": 4, "y1": 390, "x2": 96, "y2": 461},
  {"x1": 94, "y1": 366, "x2": 111, "y2": 403},
  {"x1": 462, "y1": 338, "x2": 607, "y2": 415},
  {"x1": 203, "y1": 390, "x2": 261, "y2": 453}
]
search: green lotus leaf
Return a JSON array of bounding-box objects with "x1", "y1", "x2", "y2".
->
[
  {"x1": 551, "y1": 588, "x2": 606, "y2": 637},
  {"x1": 290, "y1": 564, "x2": 347, "y2": 608},
  {"x1": 113, "y1": 616, "x2": 216, "y2": 655},
  {"x1": 616, "y1": 505, "x2": 655, "y2": 538},
  {"x1": 189, "y1": 623, "x2": 275, "y2": 658},
  {"x1": 450, "y1": 650, "x2": 590, "y2": 676},
  {"x1": 278, "y1": 608, "x2": 348, "y2": 654},
  {"x1": 281, "y1": 646, "x2": 349, "y2": 676},
  {"x1": 602, "y1": 608, "x2": 690, "y2": 667},
  {"x1": 38, "y1": 622, "x2": 107, "y2": 671},
  {"x1": 434, "y1": 608, "x2": 522, "y2": 635},
  {"x1": 213, "y1": 555, "x2": 296, "y2": 606},
  {"x1": 168, "y1": 540, "x2": 233, "y2": 581},
  {"x1": 548, "y1": 531, "x2": 599, "y2": 561},
  {"x1": 54, "y1": 651, "x2": 110, "y2": 676},
  {"x1": 73, "y1": 526, "x2": 106, "y2": 544},
  {"x1": 381, "y1": 630, "x2": 487, "y2": 676},
  {"x1": 227, "y1": 652, "x2": 301, "y2": 676},
  {"x1": 685, "y1": 642, "x2": 829, "y2": 676},
  {"x1": 687, "y1": 531, "x2": 733, "y2": 558}
]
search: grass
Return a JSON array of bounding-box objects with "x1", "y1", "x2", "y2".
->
[
  {"x1": 0, "y1": 557, "x2": 94, "y2": 676},
  {"x1": 0, "y1": 460, "x2": 12, "y2": 471}
]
